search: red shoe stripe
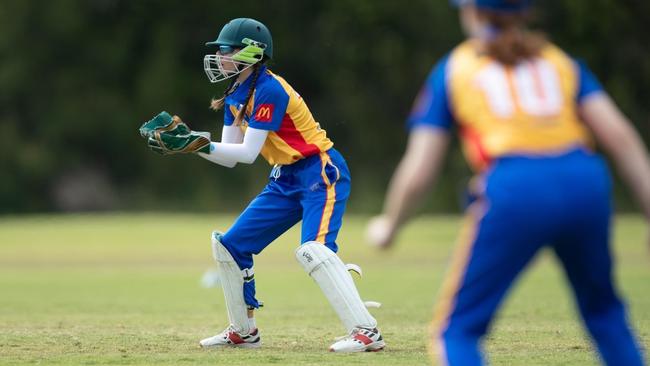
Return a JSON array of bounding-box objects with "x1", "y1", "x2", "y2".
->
[
  {"x1": 228, "y1": 332, "x2": 245, "y2": 344},
  {"x1": 355, "y1": 334, "x2": 373, "y2": 345}
]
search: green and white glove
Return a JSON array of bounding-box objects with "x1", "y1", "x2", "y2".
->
[
  {"x1": 148, "y1": 130, "x2": 212, "y2": 155},
  {"x1": 139, "y1": 112, "x2": 211, "y2": 155},
  {"x1": 139, "y1": 111, "x2": 190, "y2": 139}
]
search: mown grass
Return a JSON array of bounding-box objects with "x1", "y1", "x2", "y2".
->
[{"x1": 0, "y1": 214, "x2": 647, "y2": 365}]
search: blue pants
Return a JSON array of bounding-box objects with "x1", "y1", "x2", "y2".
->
[
  {"x1": 432, "y1": 149, "x2": 645, "y2": 365},
  {"x1": 220, "y1": 148, "x2": 350, "y2": 309}
]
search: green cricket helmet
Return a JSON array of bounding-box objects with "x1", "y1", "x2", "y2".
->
[
  {"x1": 203, "y1": 18, "x2": 273, "y2": 83},
  {"x1": 207, "y1": 18, "x2": 273, "y2": 59}
]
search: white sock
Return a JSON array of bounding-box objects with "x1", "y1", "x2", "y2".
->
[{"x1": 248, "y1": 317, "x2": 256, "y2": 330}]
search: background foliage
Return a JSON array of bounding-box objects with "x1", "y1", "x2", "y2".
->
[{"x1": 1, "y1": 0, "x2": 649, "y2": 213}]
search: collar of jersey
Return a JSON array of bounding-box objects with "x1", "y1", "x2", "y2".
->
[{"x1": 226, "y1": 64, "x2": 268, "y2": 104}]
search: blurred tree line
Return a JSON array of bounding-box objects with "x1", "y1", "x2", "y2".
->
[{"x1": 1, "y1": 0, "x2": 649, "y2": 214}]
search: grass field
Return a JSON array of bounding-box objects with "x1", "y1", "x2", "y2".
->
[{"x1": 0, "y1": 214, "x2": 648, "y2": 365}]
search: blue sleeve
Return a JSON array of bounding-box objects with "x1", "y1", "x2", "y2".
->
[
  {"x1": 247, "y1": 81, "x2": 289, "y2": 131},
  {"x1": 574, "y1": 59, "x2": 604, "y2": 103},
  {"x1": 223, "y1": 104, "x2": 235, "y2": 126},
  {"x1": 406, "y1": 55, "x2": 454, "y2": 131}
]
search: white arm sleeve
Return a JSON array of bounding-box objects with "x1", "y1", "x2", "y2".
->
[
  {"x1": 198, "y1": 127, "x2": 268, "y2": 168},
  {"x1": 221, "y1": 125, "x2": 244, "y2": 144}
]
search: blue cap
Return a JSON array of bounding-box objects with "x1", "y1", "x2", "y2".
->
[{"x1": 451, "y1": 0, "x2": 532, "y2": 12}]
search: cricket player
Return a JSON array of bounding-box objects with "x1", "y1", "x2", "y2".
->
[
  {"x1": 366, "y1": 0, "x2": 650, "y2": 364},
  {"x1": 140, "y1": 18, "x2": 384, "y2": 353}
]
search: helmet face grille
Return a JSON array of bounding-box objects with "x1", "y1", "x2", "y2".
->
[{"x1": 203, "y1": 54, "x2": 255, "y2": 83}]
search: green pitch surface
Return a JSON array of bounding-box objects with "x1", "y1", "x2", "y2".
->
[{"x1": 0, "y1": 214, "x2": 648, "y2": 365}]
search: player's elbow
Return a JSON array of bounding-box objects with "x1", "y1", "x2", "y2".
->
[
  {"x1": 239, "y1": 153, "x2": 258, "y2": 165},
  {"x1": 410, "y1": 173, "x2": 434, "y2": 195},
  {"x1": 404, "y1": 157, "x2": 438, "y2": 191}
]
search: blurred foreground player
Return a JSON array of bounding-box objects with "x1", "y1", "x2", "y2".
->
[{"x1": 367, "y1": 0, "x2": 649, "y2": 364}]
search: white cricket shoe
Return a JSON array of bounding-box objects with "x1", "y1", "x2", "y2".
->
[
  {"x1": 329, "y1": 327, "x2": 385, "y2": 352},
  {"x1": 199, "y1": 325, "x2": 261, "y2": 349}
]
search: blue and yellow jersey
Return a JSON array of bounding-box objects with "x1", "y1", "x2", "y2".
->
[
  {"x1": 408, "y1": 40, "x2": 604, "y2": 172},
  {"x1": 224, "y1": 65, "x2": 333, "y2": 165}
]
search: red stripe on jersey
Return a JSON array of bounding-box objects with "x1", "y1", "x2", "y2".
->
[
  {"x1": 277, "y1": 114, "x2": 321, "y2": 159},
  {"x1": 460, "y1": 126, "x2": 491, "y2": 171}
]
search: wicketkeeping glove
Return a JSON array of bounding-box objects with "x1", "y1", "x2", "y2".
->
[
  {"x1": 139, "y1": 111, "x2": 190, "y2": 138},
  {"x1": 147, "y1": 130, "x2": 212, "y2": 155},
  {"x1": 139, "y1": 112, "x2": 212, "y2": 155}
]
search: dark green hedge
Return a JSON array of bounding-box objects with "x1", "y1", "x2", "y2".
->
[{"x1": 1, "y1": 0, "x2": 648, "y2": 213}]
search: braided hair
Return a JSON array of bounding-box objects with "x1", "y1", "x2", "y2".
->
[
  {"x1": 210, "y1": 62, "x2": 263, "y2": 127},
  {"x1": 233, "y1": 62, "x2": 262, "y2": 126}
]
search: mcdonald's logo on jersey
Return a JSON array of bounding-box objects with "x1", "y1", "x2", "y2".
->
[{"x1": 255, "y1": 104, "x2": 274, "y2": 122}]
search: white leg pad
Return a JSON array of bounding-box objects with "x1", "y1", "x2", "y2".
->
[
  {"x1": 210, "y1": 231, "x2": 251, "y2": 335},
  {"x1": 295, "y1": 242, "x2": 377, "y2": 332}
]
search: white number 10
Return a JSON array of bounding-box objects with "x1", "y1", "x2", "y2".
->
[{"x1": 475, "y1": 59, "x2": 563, "y2": 118}]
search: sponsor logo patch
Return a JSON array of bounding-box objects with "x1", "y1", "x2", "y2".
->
[{"x1": 254, "y1": 104, "x2": 274, "y2": 122}]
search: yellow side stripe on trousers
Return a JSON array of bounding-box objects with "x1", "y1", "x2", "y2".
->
[
  {"x1": 428, "y1": 202, "x2": 484, "y2": 365},
  {"x1": 316, "y1": 153, "x2": 336, "y2": 243}
]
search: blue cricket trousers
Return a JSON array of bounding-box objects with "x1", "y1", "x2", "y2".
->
[
  {"x1": 220, "y1": 148, "x2": 350, "y2": 309},
  {"x1": 431, "y1": 149, "x2": 645, "y2": 366}
]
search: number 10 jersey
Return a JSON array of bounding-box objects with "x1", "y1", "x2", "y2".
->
[{"x1": 408, "y1": 40, "x2": 603, "y2": 172}]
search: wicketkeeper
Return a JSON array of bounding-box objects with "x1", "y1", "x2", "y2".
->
[{"x1": 139, "y1": 18, "x2": 384, "y2": 353}]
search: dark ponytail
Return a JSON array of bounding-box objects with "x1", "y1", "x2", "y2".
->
[
  {"x1": 481, "y1": 11, "x2": 547, "y2": 65},
  {"x1": 210, "y1": 77, "x2": 238, "y2": 111}
]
